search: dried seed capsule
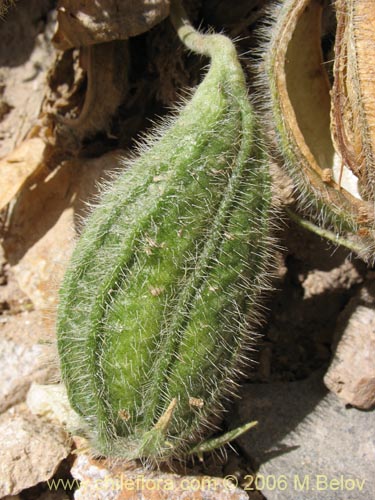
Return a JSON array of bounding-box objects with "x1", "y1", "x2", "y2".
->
[
  {"x1": 57, "y1": 16, "x2": 274, "y2": 463},
  {"x1": 260, "y1": 0, "x2": 375, "y2": 260}
]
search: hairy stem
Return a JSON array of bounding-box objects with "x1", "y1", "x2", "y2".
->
[{"x1": 285, "y1": 207, "x2": 365, "y2": 255}]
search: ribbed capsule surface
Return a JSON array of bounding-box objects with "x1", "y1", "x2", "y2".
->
[{"x1": 57, "y1": 34, "x2": 273, "y2": 462}]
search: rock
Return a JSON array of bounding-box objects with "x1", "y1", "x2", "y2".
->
[
  {"x1": 0, "y1": 268, "x2": 33, "y2": 313},
  {"x1": 0, "y1": 410, "x2": 71, "y2": 497},
  {"x1": 324, "y1": 302, "x2": 375, "y2": 410},
  {"x1": 38, "y1": 492, "x2": 70, "y2": 500},
  {"x1": 0, "y1": 1, "x2": 56, "y2": 159},
  {"x1": 0, "y1": 138, "x2": 48, "y2": 211},
  {"x1": 3, "y1": 151, "x2": 118, "y2": 310},
  {"x1": 26, "y1": 382, "x2": 81, "y2": 430},
  {"x1": 302, "y1": 258, "x2": 363, "y2": 299},
  {"x1": 0, "y1": 310, "x2": 58, "y2": 413},
  {"x1": 232, "y1": 372, "x2": 375, "y2": 499},
  {"x1": 70, "y1": 452, "x2": 249, "y2": 500}
]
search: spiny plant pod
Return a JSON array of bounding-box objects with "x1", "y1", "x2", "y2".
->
[
  {"x1": 57, "y1": 8, "x2": 274, "y2": 463},
  {"x1": 260, "y1": 0, "x2": 375, "y2": 261},
  {"x1": 331, "y1": 0, "x2": 375, "y2": 202}
]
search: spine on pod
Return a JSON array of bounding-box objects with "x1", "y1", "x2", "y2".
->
[{"x1": 57, "y1": 3, "x2": 274, "y2": 464}]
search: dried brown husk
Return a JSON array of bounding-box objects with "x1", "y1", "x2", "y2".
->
[
  {"x1": 263, "y1": 0, "x2": 375, "y2": 259},
  {"x1": 42, "y1": 40, "x2": 129, "y2": 160},
  {"x1": 47, "y1": 0, "x2": 170, "y2": 154},
  {"x1": 331, "y1": 0, "x2": 375, "y2": 202},
  {"x1": 53, "y1": 0, "x2": 170, "y2": 50}
]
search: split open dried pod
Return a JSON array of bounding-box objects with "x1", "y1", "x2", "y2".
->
[
  {"x1": 261, "y1": 0, "x2": 375, "y2": 261},
  {"x1": 44, "y1": 0, "x2": 170, "y2": 157},
  {"x1": 331, "y1": 0, "x2": 375, "y2": 203}
]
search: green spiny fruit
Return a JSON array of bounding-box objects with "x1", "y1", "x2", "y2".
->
[{"x1": 57, "y1": 9, "x2": 274, "y2": 464}]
